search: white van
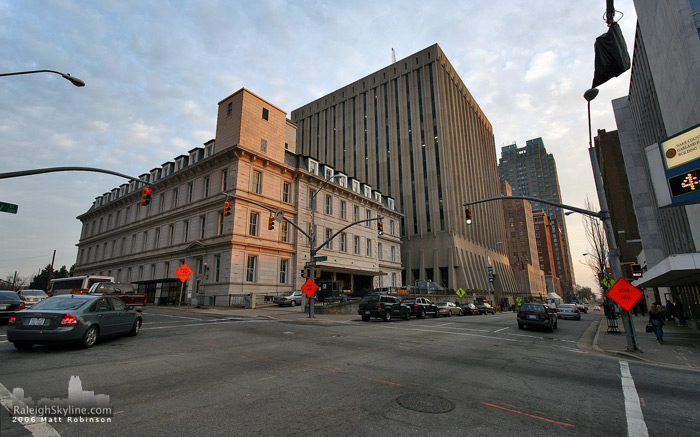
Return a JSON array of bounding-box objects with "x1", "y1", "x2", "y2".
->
[{"x1": 48, "y1": 275, "x2": 115, "y2": 296}]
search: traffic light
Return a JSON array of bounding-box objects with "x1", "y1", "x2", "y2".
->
[
  {"x1": 465, "y1": 208, "x2": 472, "y2": 224},
  {"x1": 303, "y1": 268, "x2": 310, "y2": 278},
  {"x1": 140, "y1": 186, "x2": 153, "y2": 206},
  {"x1": 377, "y1": 220, "x2": 384, "y2": 235},
  {"x1": 268, "y1": 215, "x2": 275, "y2": 230},
  {"x1": 223, "y1": 199, "x2": 232, "y2": 216}
]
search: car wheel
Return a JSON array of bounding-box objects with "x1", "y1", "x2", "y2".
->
[
  {"x1": 432, "y1": 311, "x2": 439, "y2": 318},
  {"x1": 518, "y1": 322, "x2": 524, "y2": 329},
  {"x1": 547, "y1": 322, "x2": 554, "y2": 332},
  {"x1": 13, "y1": 342, "x2": 33, "y2": 351},
  {"x1": 81, "y1": 326, "x2": 99, "y2": 349},
  {"x1": 290, "y1": 300, "x2": 296, "y2": 307},
  {"x1": 361, "y1": 315, "x2": 370, "y2": 321},
  {"x1": 383, "y1": 311, "x2": 392, "y2": 322},
  {"x1": 127, "y1": 319, "x2": 141, "y2": 337},
  {"x1": 419, "y1": 309, "x2": 426, "y2": 319},
  {"x1": 403, "y1": 309, "x2": 411, "y2": 320}
]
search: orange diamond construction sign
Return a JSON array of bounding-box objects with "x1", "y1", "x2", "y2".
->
[{"x1": 606, "y1": 277, "x2": 644, "y2": 312}]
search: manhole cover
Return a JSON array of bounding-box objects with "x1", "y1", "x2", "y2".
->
[{"x1": 396, "y1": 394, "x2": 455, "y2": 414}]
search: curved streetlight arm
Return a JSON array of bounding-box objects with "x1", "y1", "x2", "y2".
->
[
  {"x1": 0, "y1": 166, "x2": 149, "y2": 185},
  {"x1": 313, "y1": 217, "x2": 384, "y2": 256},
  {"x1": 0, "y1": 70, "x2": 85, "y2": 87},
  {"x1": 463, "y1": 195, "x2": 604, "y2": 219}
]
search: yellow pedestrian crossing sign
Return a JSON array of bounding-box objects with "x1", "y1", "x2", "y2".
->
[{"x1": 456, "y1": 288, "x2": 466, "y2": 298}]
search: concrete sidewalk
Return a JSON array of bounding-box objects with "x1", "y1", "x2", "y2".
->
[
  {"x1": 154, "y1": 304, "x2": 700, "y2": 370},
  {"x1": 593, "y1": 311, "x2": 700, "y2": 370}
]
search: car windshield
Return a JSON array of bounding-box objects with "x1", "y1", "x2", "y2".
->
[
  {"x1": 360, "y1": 295, "x2": 379, "y2": 304},
  {"x1": 0, "y1": 292, "x2": 20, "y2": 301},
  {"x1": 30, "y1": 297, "x2": 91, "y2": 311},
  {"x1": 401, "y1": 299, "x2": 416, "y2": 304},
  {"x1": 521, "y1": 304, "x2": 544, "y2": 313}
]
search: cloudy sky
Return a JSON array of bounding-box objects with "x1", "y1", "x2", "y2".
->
[{"x1": 0, "y1": 0, "x2": 637, "y2": 290}]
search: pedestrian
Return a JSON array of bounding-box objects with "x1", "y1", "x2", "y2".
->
[
  {"x1": 665, "y1": 301, "x2": 675, "y2": 321},
  {"x1": 648, "y1": 303, "x2": 665, "y2": 343},
  {"x1": 674, "y1": 298, "x2": 686, "y2": 327}
]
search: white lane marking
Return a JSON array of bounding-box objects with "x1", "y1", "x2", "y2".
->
[
  {"x1": 381, "y1": 325, "x2": 518, "y2": 342},
  {"x1": 619, "y1": 360, "x2": 649, "y2": 437},
  {"x1": 141, "y1": 319, "x2": 272, "y2": 330},
  {"x1": 0, "y1": 381, "x2": 61, "y2": 436},
  {"x1": 494, "y1": 327, "x2": 510, "y2": 332},
  {"x1": 143, "y1": 313, "x2": 210, "y2": 321}
]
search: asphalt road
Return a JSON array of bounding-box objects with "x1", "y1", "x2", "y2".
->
[{"x1": 1, "y1": 309, "x2": 698, "y2": 436}]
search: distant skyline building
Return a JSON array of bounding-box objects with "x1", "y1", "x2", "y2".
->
[
  {"x1": 498, "y1": 138, "x2": 575, "y2": 295},
  {"x1": 291, "y1": 43, "x2": 516, "y2": 299}
]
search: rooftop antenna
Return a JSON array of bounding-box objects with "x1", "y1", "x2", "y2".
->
[{"x1": 391, "y1": 48, "x2": 396, "y2": 64}]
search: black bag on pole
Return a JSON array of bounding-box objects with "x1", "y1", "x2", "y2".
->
[{"x1": 592, "y1": 22, "x2": 631, "y2": 88}]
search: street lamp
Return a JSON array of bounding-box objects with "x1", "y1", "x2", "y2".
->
[
  {"x1": 307, "y1": 173, "x2": 343, "y2": 318},
  {"x1": 0, "y1": 69, "x2": 85, "y2": 87},
  {"x1": 584, "y1": 88, "x2": 638, "y2": 351}
]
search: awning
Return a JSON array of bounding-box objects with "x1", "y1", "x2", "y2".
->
[{"x1": 632, "y1": 253, "x2": 700, "y2": 288}]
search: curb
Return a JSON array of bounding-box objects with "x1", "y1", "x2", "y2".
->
[{"x1": 592, "y1": 317, "x2": 649, "y2": 362}]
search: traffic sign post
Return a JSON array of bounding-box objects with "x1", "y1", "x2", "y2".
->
[{"x1": 175, "y1": 264, "x2": 194, "y2": 306}]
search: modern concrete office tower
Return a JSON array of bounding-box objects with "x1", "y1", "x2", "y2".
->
[
  {"x1": 291, "y1": 43, "x2": 515, "y2": 299},
  {"x1": 498, "y1": 138, "x2": 575, "y2": 297},
  {"x1": 612, "y1": 0, "x2": 700, "y2": 318}
]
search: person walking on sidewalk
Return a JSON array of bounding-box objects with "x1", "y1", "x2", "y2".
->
[
  {"x1": 674, "y1": 298, "x2": 686, "y2": 327},
  {"x1": 649, "y1": 303, "x2": 665, "y2": 343},
  {"x1": 665, "y1": 301, "x2": 675, "y2": 321}
]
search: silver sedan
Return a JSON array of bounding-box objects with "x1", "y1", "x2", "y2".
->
[{"x1": 437, "y1": 302, "x2": 462, "y2": 317}]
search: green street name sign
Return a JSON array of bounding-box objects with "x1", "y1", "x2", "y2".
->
[
  {"x1": 312, "y1": 256, "x2": 327, "y2": 262},
  {"x1": 0, "y1": 202, "x2": 18, "y2": 214}
]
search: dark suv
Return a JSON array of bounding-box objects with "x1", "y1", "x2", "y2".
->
[
  {"x1": 400, "y1": 297, "x2": 440, "y2": 319},
  {"x1": 358, "y1": 295, "x2": 411, "y2": 322},
  {"x1": 517, "y1": 303, "x2": 558, "y2": 332}
]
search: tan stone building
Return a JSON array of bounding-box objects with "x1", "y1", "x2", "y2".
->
[{"x1": 74, "y1": 88, "x2": 402, "y2": 304}]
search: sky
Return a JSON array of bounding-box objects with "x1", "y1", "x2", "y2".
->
[{"x1": 0, "y1": 0, "x2": 637, "y2": 291}]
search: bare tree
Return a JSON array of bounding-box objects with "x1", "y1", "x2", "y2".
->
[{"x1": 582, "y1": 197, "x2": 609, "y2": 296}]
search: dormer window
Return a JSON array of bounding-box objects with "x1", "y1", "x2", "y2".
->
[
  {"x1": 324, "y1": 167, "x2": 334, "y2": 180},
  {"x1": 337, "y1": 174, "x2": 347, "y2": 188},
  {"x1": 352, "y1": 180, "x2": 360, "y2": 193},
  {"x1": 308, "y1": 159, "x2": 319, "y2": 175},
  {"x1": 387, "y1": 198, "x2": 395, "y2": 210},
  {"x1": 363, "y1": 185, "x2": 372, "y2": 198},
  {"x1": 374, "y1": 191, "x2": 382, "y2": 203}
]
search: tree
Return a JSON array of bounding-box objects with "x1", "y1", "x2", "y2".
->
[
  {"x1": 1, "y1": 273, "x2": 28, "y2": 291},
  {"x1": 582, "y1": 197, "x2": 609, "y2": 295},
  {"x1": 28, "y1": 264, "x2": 72, "y2": 291}
]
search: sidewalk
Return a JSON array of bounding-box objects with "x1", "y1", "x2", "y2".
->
[{"x1": 593, "y1": 312, "x2": 700, "y2": 370}]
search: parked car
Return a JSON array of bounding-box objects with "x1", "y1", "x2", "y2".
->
[
  {"x1": 517, "y1": 303, "x2": 558, "y2": 332},
  {"x1": 88, "y1": 282, "x2": 147, "y2": 310},
  {"x1": 358, "y1": 294, "x2": 410, "y2": 322},
  {"x1": 593, "y1": 306, "x2": 601, "y2": 311},
  {"x1": 476, "y1": 303, "x2": 496, "y2": 315},
  {"x1": 7, "y1": 294, "x2": 142, "y2": 350},
  {"x1": 16, "y1": 289, "x2": 48, "y2": 307},
  {"x1": 575, "y1": 304, "x2": 588, "y2": 314},
  {"x1": 437, "y1": 302, "x2": 462, "y2": 317},
  {"x1": 273, "y1": 291, "x2": 303, "y2": 307},
  {"x1": 401, "y1": 297, "x2": 440, "y2": 319},
  {"x1": 557, "y1": 304, "x2": 581, "y2": 320},
  {"x1": 459, "y1": 303, "x2": 481, "y2": 315},
  {"x1": 0, "y1": 291, "x2": 26, "y2": 323}
]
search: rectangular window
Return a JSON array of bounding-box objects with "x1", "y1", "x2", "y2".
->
[
  {"x1": 173, "y1": 188, "x2": 179, "y2": 208},
  {"x1": 142, "y1": 231, "x2": 148, "y2": 252},
  {"x1": 154, "y1": 228, "x2": 160, "y2": 249},
  {"x1": 252, "y1": 171, "x2": 262, "y2": 194},
  {"x1": 262, "y1": 108, "x2": 269, "y2": 120},
  {"x1": 164, "y1": 262, "x2": 170, "y2": 279},
  {"x1": 131, "y1": 234, "x2": 137, "y2": 253},
  {"x1": 199, "y1": 215, "x2": 206, "y2": 239},
  {"x1": 150, "y1": 264, "x2": 156, "y2": 280},
  {"x1": 260, "y1": 139, "x2": 268, "y2": 152},
  {"x1": 390, "y1": 220, "x2": 396, "y2": 236},
  {"x1": 281, "y1": 221, "x2": 289, "y2": 242},
  {"x1": 340, "y1": 233, "x2": 347, "y2": 252},
  {"x1": 187, "y1": 183, "x2": 193, "y2": 203},
  {"x1": 325, "y1": 195, "x2": 333, "y2": 215},
  {"x1": 227, "y1": 102, "x2": 233, "y2": 116},
  {"x1": 365, "y1": 210, "x2": 371, "y2": 226},
  {"x1": 282, "y1": 182, "x2": 291, "y2": 203},
  {"x1": 309, "y1": 188, "x2": 315, "y2": 209},
  {"x1": 391, "y1": 246, "x2": 396, "y2": 262},
  {"x1": 246, "y1": 256, "x2": 257, "y2": 282},
  {"x1": 279, "y1": 259, "x2": 288, "y2": 284},
  {"x1": 159, "y1": 194, "x2": 165, "y2": 213},
  {"x1": 366, "y1": 239, "x2": 372, "y2": 257},
  {"x1": 204, "y1": 176, "x2": 210, "y2": 197},
  {"x1": 183, "y1": 220, "x2": 189, "y2": 243},
  {"x1": 378, "y1": 243, "x2": 383, "y2": 260},
  {"x1": 120, "y1": 237, "x2": 126, "y2": 256},
  {"x1": 168, "y1": 225, "x2": 174, "y2": 245},
  {"x1": 354, "y1": 236, "x2": 360, "y2": 255},
  {"x1": 221, "y1": 170, "x2": 228, "y2": 191},
  {"x1": 249, "y1": 212, "x2": 259, "y2": 236},
  {"x1": 325, "y1": 228, "x2": 333, "y2": 250},
  {"x1": 340, "y1": 201, "x2": 346, "y2": 220},
  {"x1": 214, "y1": 255, "x2": 221, "y2": 282},
  {"x1": 218, "y1": 212, "x2": 224, "y2": 235},
  {"x1": 353, "y1": 205, "x2": 359, "y2": 221}
]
